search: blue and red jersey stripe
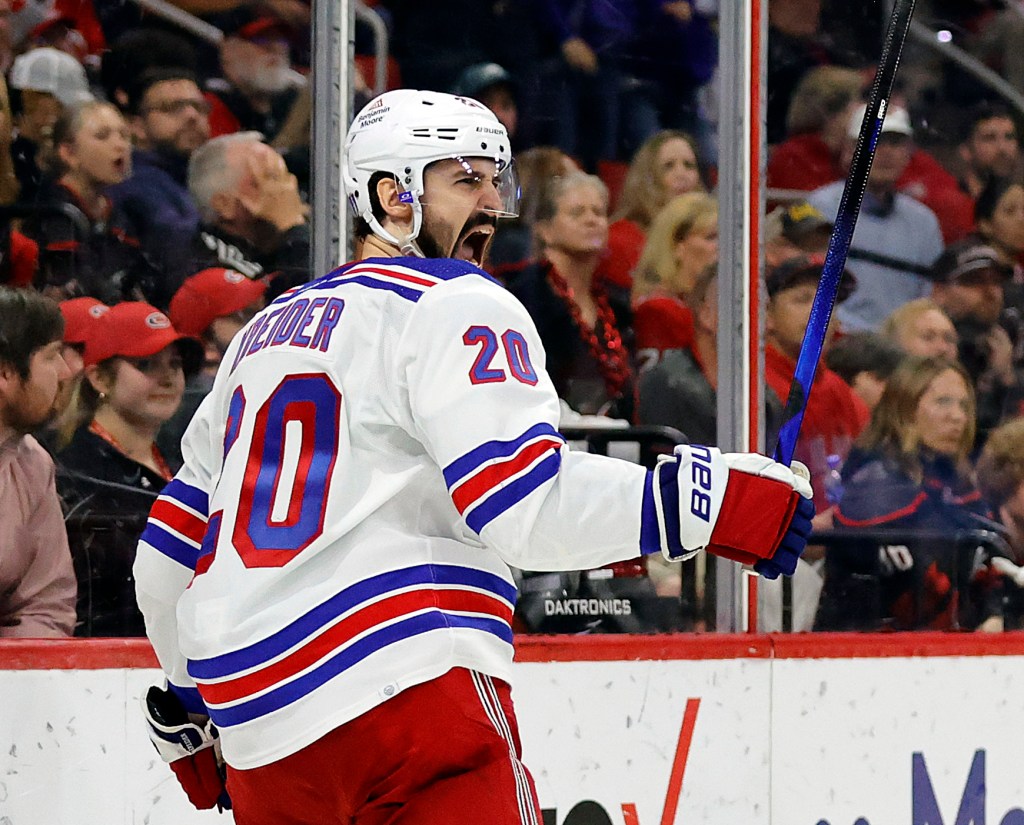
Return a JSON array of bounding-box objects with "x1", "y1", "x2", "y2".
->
[{"x1": 443, "y1": 423, "x2": 565, "y2": 534}]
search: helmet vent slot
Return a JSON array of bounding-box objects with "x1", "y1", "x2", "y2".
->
[{"x1": 411, "y1": 127, "x2": 459, "y2": 141}]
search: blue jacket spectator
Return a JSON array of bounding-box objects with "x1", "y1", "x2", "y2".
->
[
  {"x1": 109, "y1": 67, "x2": 210, "y2": 308},
  {"x1": 816, "y1": 357, "x2": 1003, "y2": 632}
]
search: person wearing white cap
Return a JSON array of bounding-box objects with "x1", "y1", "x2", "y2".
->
[
  {"x1": 807, "y1": 102, "x2": 943, "y2": 333},
  {"x1": 9, "y1": 46, "x2": 93, "y2": 203}
]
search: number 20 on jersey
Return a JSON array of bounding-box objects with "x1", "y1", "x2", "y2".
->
[{"x1": 463, "y1": 325, "x2": 537, "y2": 386}]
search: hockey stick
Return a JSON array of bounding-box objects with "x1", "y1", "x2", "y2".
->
[{"x1": 773, "y1": 0, "x2": 918, "y2": 466}]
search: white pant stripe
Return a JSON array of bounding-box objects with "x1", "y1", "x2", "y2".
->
[{"x1": 469, "y1": 671, "x2": 538, "y2": 825}]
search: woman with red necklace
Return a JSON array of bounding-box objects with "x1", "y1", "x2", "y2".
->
[
  {"x1": 506, "y1": 171, "x2": 636, "y2": 420},
  {"x1": 56, "y1": 301, "x2": 201, "y2": 636}
]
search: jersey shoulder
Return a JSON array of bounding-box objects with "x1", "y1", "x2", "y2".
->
[{"x1": 276, "y1": 256, "x2": 502, "y2": 307}]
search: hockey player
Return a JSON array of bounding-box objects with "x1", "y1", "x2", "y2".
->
[{"x1": 134, "y1": 89, "x2": 815, "y2": 824}]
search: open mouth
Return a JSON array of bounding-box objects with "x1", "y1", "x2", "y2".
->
[{"x1": 455, "y1": 226, "x2": 494, "y2": 267}]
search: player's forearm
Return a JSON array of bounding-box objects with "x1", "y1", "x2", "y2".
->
[
  {"x1": 479, "y1": 451, "x2": 651, "y2": 571},
  {"x1": 135, "y1": 547, "x2": 196, "y2": 690}
]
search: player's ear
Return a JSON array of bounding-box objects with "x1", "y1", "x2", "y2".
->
[{"x1": 376, "y1": 176, "x2": 413, "y2": 224}]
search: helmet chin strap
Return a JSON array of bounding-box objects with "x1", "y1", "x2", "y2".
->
[
  {"x1": 398, "y1": 235, "x2": 426, "y2": 258},
  {"x1": 367, "y1": 203, "x2": 426, "y2": 258}
]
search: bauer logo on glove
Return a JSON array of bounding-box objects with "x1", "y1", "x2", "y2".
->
[
  {"x1": 141, "y1": 685, "x2": 231, "y2": 811},
  {"x1": 646, "y1": 444, "x2": 815, "y2": 579}
]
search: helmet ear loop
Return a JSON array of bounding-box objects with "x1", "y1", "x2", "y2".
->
[{"x1": 396, "y1": 189, "x2": 425, "y2": 258}]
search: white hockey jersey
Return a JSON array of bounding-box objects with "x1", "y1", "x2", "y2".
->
[{"x1": 134, "y1": 257, "x2": 660, "y2": 769}]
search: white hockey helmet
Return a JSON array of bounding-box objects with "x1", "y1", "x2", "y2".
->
[{"x1": 343, "y1": 89, "x2": 519, "y2": 254}]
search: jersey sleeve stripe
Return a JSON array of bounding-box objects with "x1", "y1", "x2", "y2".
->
[
  {"x1": 187, "y1": 563, "x2": 516, "y2": 680},
  {"x1": 443, "y1": 423, "x2": 565, "y2": 487},
  {"x1": 655, "y1": 460, "x2": 686, "y2": 558},
  {"x1": 343, "y1": 264, "x2": 439, "y2": 287},
  {"x1": 639, "y1": 470, "x2": 661, "y2": 556},
  {"x1": 201, "y1": 611, "x2": 512, "y2": 728},
  {"x1": 160, "y1": 478, "x2": 210, "y2": 516},
  {"x1": 450, "y1": 437, "x2": 564, "y2": 514},
  {"x1": 195, "y1": 588, "x2": 512, "y2": 706},
  {"x1": 139, "y1": 523, "x2": 204, "y2": 570},
  {"x1": 148, "y1": 498, "x2": 208, "y2": 545},
  {"x1": 167, "y1": 682, "x2": 209, "y2": 716},
  {"x1": 463, "y1": 452, "x2": 561, "y2": 534},
  {"x1": 320, "y1": 274, "x2": 428, "y2": 303}
]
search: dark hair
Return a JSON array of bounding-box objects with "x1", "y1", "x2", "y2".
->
[
  {"x1": 126, "y1": 66, "x2": 200, "y2": 116},
  {"x1": 962, "y1": 100, "x2": 1017, "y2": 144},
  {"x1": 101, "y1": 28, "x2": 199, "y2": 109},
  {"x1": 825, "y1": 331, "x2": 904, "y2": 385},
  {"x1": 0, "y1": 287, "x2": 64, "y2": 378},
  {"x1": 974, "y1": 176, "x2": 1022, "y2": 226},
  {"x1": 352, "y1": 171, "x2": 394, "y2": 240}
]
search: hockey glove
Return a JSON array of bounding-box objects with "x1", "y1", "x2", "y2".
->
[
  {"x1": 649, "y1": 445, "x2": 814, "y2": 579},
  {"x1": 141, "y1": 685, "x2": 231, "y2": 811}
]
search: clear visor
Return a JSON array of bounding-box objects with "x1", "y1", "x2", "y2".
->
[{"x1": 412, "y1": 156, "x2": 520, "y2": 219}]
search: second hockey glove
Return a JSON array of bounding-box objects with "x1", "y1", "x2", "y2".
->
[
  {"x1": 141, "y1": 685, "x2": 231, "y2": 811},
  {"x1": 648, "y1": 445, "x2": 814, "y2": 578}
]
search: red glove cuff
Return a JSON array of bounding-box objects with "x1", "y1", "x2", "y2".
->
[
  {"x1": 707, "y1": 473, "x2": 801, "y2": 562},
  {"x1": 169, "y1": 747, "x2": 227, "y2": 810}
]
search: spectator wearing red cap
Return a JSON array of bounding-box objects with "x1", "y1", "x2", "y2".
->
[
  {"x1": 169, "y1": 266, "x2": 266, "y2": 371},
  {"x1": 56, "y1": 302, "x2": 200, "y2": 636},
  {"x1": 208, "y1": 14, "x2": 303, "y2": 142},
  {"x1": 158, "y1": 267, "x2": 266, "y2": 467},
  {"x1": 42, "y1": 295, "x2": 108, "y2": 451}
]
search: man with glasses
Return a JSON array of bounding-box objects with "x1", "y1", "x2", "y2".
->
[{"x1": 110, "y1": 67, "x2": 212, "y2": 307}]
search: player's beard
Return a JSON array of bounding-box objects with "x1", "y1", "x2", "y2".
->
[
  {"x1": 419, "y1": 213, "x2": 497, "y2": 265},
  {"x1": 416, "y1": 223, "x2": 447, "y2": 260}
]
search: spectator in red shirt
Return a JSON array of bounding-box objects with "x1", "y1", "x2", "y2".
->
[
  {"x1": 766, "y1": 65, "x2": 862, "y2": 193},
  {"x1": 598, "y1": 129, "x2": 705, "y2": 290},
  {"x1": 769, "y1": 68, "x2": 974, "y2": 243},
  {"x1": 764, "y1": 254, "x2": 868, "y2": 515},
  {"x1": 631, "y1": 191, "x2": 717, "y2": 370}
]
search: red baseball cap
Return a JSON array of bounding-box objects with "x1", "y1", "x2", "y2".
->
[
  {"x1": 59, "y1": 297, "x2": 109, "y2": 346},
  {"x1": 232, "y1": 16, "x2": 292, "y2": 42},
  {"x1": 83, "y1": 301, "x2": 203, "y2": 373},
  {"x1": 169, "y1": 268, "x2": 267, "y2": 338}
]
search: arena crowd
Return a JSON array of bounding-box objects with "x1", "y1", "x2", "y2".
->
[{"x1": 3, "y1": 0, "x2": 1024, "y2": 637}]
